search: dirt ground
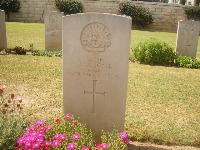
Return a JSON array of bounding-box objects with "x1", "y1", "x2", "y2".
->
[{"x1": 127, "y1": 141, "x2": 200, "y2": 150}]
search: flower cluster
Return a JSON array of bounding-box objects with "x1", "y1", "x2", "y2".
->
[
  {"x1": 17, "y1": 113, "x2": 129, "y2": 150},
  {"x1": 16, "y1": 114, "x2": 94, "y2": 150},
  {"x1": 95, "y1": 143, "x2": 109, "y2": 149},
  {"x1": 119, "y1": 132, "x2": 129, "y2": 144}
]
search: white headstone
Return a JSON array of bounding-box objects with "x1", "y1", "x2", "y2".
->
[
  {"x1": 176, "y1": 20, "x2": 200, "y2": 57},
  {"x1": 0, "y1": 10, "x2": 7, "y2": 50},
  {"x1": 63, "y1": 13, "x2": 132, "y2": 139},
  {"x1": 44, "y1": 11, "x2": 63, "y2": 51}
]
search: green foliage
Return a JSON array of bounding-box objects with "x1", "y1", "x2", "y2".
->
[
  {"x1": 32, "y1": 50, "x2": 62, "y2": 57},
  {"x1": 0, "y1": 0, "x2": 20, "y2": 20},
  {"x1": 0, "y1": 88, "x2": 26, "y2": 150},
  {"x1": 55, "y1": 0, "x2": 83, "y2": 15},
  {"x1": 132, "y1": 38, "x2": 176, "y2": 65},
  {"x1": 13, "y1": 46, "x2": 27, "y2": 55},
  {"x1": 43, "y1": 115, "x2": 95, "y2": 149},
  {"x1": 180, "y1": 0, "x2": 186, "y2": 5},
  {"x1": 4, "y1": 46, "x2": 27, "y2": 55},
  {"x1": 119, "y1": 2, "x2": 153, "y2": 27},
  {"x1": 184, "y1": 6, "x2": 200, "y2": 21},
  {"x1": 0, "y1": 115, "x2": 25, "y2": 150},
  {"x1": 17, "y1": 114, "x2": 129, "y2": 149},
  {"x1": 101, "y1": 130, "x2": 128, "y2": 150},
  {"x1": 175, "y1": 56, "x2": 200, "y2": 68}
]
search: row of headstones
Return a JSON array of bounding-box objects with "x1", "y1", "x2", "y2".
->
[
  {"x1": 45, "y1": 11, "x2": 200, "y2": 57},
  {"x1": 0, "y1": 9, "x2": 200, "y2": 140},
  {"x1": 1, "y1": 10, "x2": 200, "y2": 57}
]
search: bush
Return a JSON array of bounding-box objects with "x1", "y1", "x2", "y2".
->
[
  {"x1": 119, "y1": 2, "x2": 153, "y2": 27},
  {"x1": 0, "y1": 115, "x2": 25, "y2": 150},
  {"x1": 131, "y1": 38, "x2": 176, "y2": 66},
  {"x1": 0, "y1": 0, "x2": 20, "y2": 20},
  {"x1": 13, "y1": 46, "x2": 27, "y2": 55},
  {"x1": 32, "y1": 50, "x2": 62, "y2": 57},
  {"x1": 55, "y1": 0, "x2": 83, "y2": 15},
  {"x1": 184, "y1": 6, "x2": 200, "y2": 21},
  {"x1": 175, "y1": 56, "x2": 200, "y2": 68},
  {"x1": 0, "y1": 86, "x2": 26, "y2": 150},
  {"x1": 16, "y1": 114, "x2": 129, "y2": 150}
]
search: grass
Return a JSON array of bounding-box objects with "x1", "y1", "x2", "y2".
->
[{"x1": 1, "y1": 22, "x2": 200, "y2": 147}]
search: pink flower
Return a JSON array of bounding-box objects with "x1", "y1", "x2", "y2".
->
[
  {"x1": 28, "y1": 125, "x2": 36, "y2": 132},
  {"x1": 101, "y1": 143, "x2": 109, "y2": 149},
  {"x1": 56, "y1": 119, "x2": 61, "y2": 123},
  {"x1": 119, "y1": 132, "x2": 129, "y2": 144},
  {"x1": 72, "y1": 133, "x2": 81, "y2": 140},
  {"x1": 59, "y1": 134, "x2": 67, "y2": 141},
  {"x1": 81, "y1": 146, "x2": 90, "y2": 150},
  {"x1": 119, "y1": 132, "x2": 127, "y2": 139},
  {"x1": 64, "y1": 113, "x2": 72, "y2": 120},
  {"x1": 32, "y1": 142, "x2": 41, "y2": 149},
  {"x1": 73, "y1": 122, "x2": 77, "y2": 125},
  {"x1": 67, "y1": 142, "x2": 76, "y2": 150},
  {"x1": 46, "y1": 125, "x2": 53, "y2": 131},
  {"x1": 17, "y1": 138, "x2": 25, "y2": 146},
  {"x1": 38, "y1": 126, "x2": 45, "y2": 133},
  {"x1": 24, "y1": 141, "x2": 32, "y2": 149},
  {"x1": 53, "y1": 133, "x2": 60, "y2": 140},
  {"x1": 41, "y1": 141, "x2": 51, "y2": 148},
  {"x1": 96, "y1": 144, "x2": 102, "y2": 149},
  {"x1": 52, "y1": 140, "x2": 61, "y2": 147},
  {"x1": 45, "y1": 147, "x2": 51, "y2": 150},
  {"x1": 123, "y1": 138, "x2": 130, "y2": 144},
  {"x1": 35, "y1": 120, "x2": 45, "y2": 126}
]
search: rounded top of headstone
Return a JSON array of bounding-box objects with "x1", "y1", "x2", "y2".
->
[{"x1": 64, "y1": 12, "x2": 132, "y2": 20}]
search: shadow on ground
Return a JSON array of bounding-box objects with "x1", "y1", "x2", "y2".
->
[{"x1": 128, "y1": 144, "x2": 168, "y2": 150}]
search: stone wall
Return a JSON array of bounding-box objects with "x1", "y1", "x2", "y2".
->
[
  {"x1": 9, "y1": 0, "x2": 120, "y2": 23},
  {"x1": 131, "y1": 1, "x2": 187, "y2": 32},
  {"x1": 8, "y1": 0, "x2": 187, "y2": 32},
  {"x1": 9, "y1": 0, "x2": 57, "y2": 22}
]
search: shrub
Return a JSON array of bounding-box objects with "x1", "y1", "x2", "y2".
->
[
  {"x1": 16, "y1": 114, "x2": 129, "y2": 150},
  {"x1": 184, "y1": 6, "x2": 200, "y2": 21},
  {"x1": 32, "y1": 50, "x2": 62, "y2": 57},
  {"x1": 0, "y1": 86, "x2": 26, "y2": 150},
  {"x1": 175, "y1": 56, "x2": 200, "y2": 68},
  {"x1": 119, "y1": 2, "x2": 153, "y2": 27},
  {"x1": 180, "y1": 0, "x2": 186, "y2": 5},
  {"x1": 132, "y1": 38, "x2": 176, "y2": 66},
  {"x1": 13, "y1": 46, "x2": 27, "y2": 55},
  {"x1": 55, "y1": 0, "x2": 83, "y2": 15},
  {"x1": 0, "y1": 0, "x2": 20, "y2": 20}
]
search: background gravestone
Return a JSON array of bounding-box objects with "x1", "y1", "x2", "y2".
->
[
  {"x1": 0, "y1": 10, "x2": 7, "y2": 50},
  {"x1": 63, "y1": 13, "x2": 132, "y2": 139},
  {"x1": 44, "y1": 11, "x2": 63, "y2": 51},
  {"x1": 176, "y1": 20, "x2": 200, "y2": 57}
]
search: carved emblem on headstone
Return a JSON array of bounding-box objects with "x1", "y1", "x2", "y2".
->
[{"x1": 80, "y1": 22, "x2": 111, "y2": 52}]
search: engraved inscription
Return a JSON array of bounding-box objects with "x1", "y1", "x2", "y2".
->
[
  {"x1": 47, "y1": 14, "x2": 61, "y2": 36},
  {"x1": 72, "y1": 57, "x2": 117, "y2": 79},
  {"x1": 84, "y1": 80, "x2": 105, "y2": 113},
  {"x1": 80, "y1": 22, "x2": 111, "y2": 52}
]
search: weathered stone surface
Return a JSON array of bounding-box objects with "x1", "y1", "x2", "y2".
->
[
  {"x1": 63, "y1": 13, "x2": 132, "y2": 139},
  {"x1": 44, "y1": 11, "x2": 63, "y2": 51},
  {"x1": 0, "y1": 10, "x2": 7, "y2": 50},
  {"x1": 176, "y1": 20, "x2": 200, "y2": 57}
]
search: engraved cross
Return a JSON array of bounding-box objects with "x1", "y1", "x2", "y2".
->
[{"x1": 84, "y1": 80, "x2": 105, "y2": 113}]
